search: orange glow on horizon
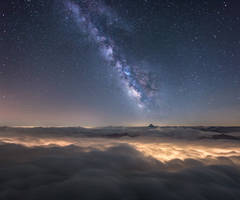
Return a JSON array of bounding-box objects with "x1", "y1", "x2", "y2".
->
[{"x1": 0, "y1": 136, "x2": 240, "y2": 164}]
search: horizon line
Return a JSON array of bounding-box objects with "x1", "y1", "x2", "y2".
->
[{"x1": 1, "y1": 124, "x2": 240, "y2": 129}]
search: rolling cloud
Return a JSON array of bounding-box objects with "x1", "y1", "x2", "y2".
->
[
  {"x1": 0, "y1": 142, "x2": 240, "y2": 200},
  {"x1": 0, "y1": 126, "x2": 240, "y2": 199}
]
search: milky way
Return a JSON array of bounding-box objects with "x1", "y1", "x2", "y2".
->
[{"x1": 64, "y1": 0, "x2": 158, "y2": 109}]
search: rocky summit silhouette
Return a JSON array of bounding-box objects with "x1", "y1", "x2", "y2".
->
[{"x1": 148, "y1": 124, "x2": 156, "y2": 128}]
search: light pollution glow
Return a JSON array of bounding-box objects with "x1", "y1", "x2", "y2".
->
[{"x1": 1, "y1": 136, "x2": 240, "y2": 164}]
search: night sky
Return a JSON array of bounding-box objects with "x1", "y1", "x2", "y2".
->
[{"x1": 1, "y1": 0, "x2": 240, "y2": 127}]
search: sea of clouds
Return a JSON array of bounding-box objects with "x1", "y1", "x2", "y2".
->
[{"x1": 0, "y1": 126, "x2": 240, "y2": 200}]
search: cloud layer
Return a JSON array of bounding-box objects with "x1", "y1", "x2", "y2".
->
[
  {"x1": 0, "y1": 144, "x2": 240, "y2": 199},
  {"x1": 0, "y1": 127, "x2": 240, "y2": 199}
]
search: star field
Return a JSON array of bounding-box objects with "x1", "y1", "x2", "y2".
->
[{"x1": 0, "y1": 0, "x2": 240, "y2": 126}]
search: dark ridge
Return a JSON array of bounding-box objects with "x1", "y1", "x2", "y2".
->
[
  {"x1": 200, "y1": 133, "x2": 240, "y2": 140},
  {"x1": 193, "y1": 126, "x2": 240, "y2": 134}
]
